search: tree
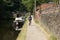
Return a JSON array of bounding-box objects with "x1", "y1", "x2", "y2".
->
[
  {"x1": 53, "y1": 0, "x2": 59, "y2": 5},
  {"x1": 21, "y1": 0, "x2": 50, "y2": 12},
  {"x1": 0, "y1": 0, "x2": 27, "y2": 28},
  {"x1": 21, "y1": 0, "x2": 34, "y2": 12}
]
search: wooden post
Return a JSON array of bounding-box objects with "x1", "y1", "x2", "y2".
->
[{"x1": 34, "y1": 0, "x2": 36, "y2": 18}]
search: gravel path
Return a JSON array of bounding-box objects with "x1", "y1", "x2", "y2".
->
[{"x1": 25, "y1": 16, "x2": 48, "y2": 40}]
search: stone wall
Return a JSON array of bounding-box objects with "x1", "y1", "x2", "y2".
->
[{"x1": 40, "y1": 7, "x2": 60, "y2": 40}]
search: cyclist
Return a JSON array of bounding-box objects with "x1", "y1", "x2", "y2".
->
[{"x1": 28, "y1": 15, "x2": 32, "y2": 25}]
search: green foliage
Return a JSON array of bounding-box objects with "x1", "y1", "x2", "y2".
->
[
  {"x1": 37, "y1": 0, "x2": 46, "y2": 4},
  {"x1": 21, "y1": 0, "x2": 50, "y2": 12},
  {"x1": 1, "y1": 0, "x2": 56, "y2": 19},
  {"x1": 53, "y1": 0, "x2": 59, "y2": 4},
  {"x1": 21, "y1": 0, "x2": 34, "y2": 12},
  {"x1": 3, "y1": 0, "x2": 14, "y2": 7},
  {"x1": 37, "y1": 0, "x2": 50, "y2": 4},
  {"x1": 0, "y1": 0, "x2": 23, "y2": 18}
]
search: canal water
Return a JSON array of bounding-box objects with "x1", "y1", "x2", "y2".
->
[{"x1": 0, "y1": 19, "x2": 24, "y2": 40}]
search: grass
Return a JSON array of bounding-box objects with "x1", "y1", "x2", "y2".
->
[
  {"x1": 35, "y1": 20, "x2": 39, "y2": 24},
  {"x1": 16, "y1": 18, "x2": 28, "y2": 40},
  {"x1": 49, "y1": 35, "x2": 57, "y2": 40}
]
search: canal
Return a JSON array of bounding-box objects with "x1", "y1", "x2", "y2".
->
[{"x1": 0, "y1": 19, "x2": 24, "y2": 40}]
